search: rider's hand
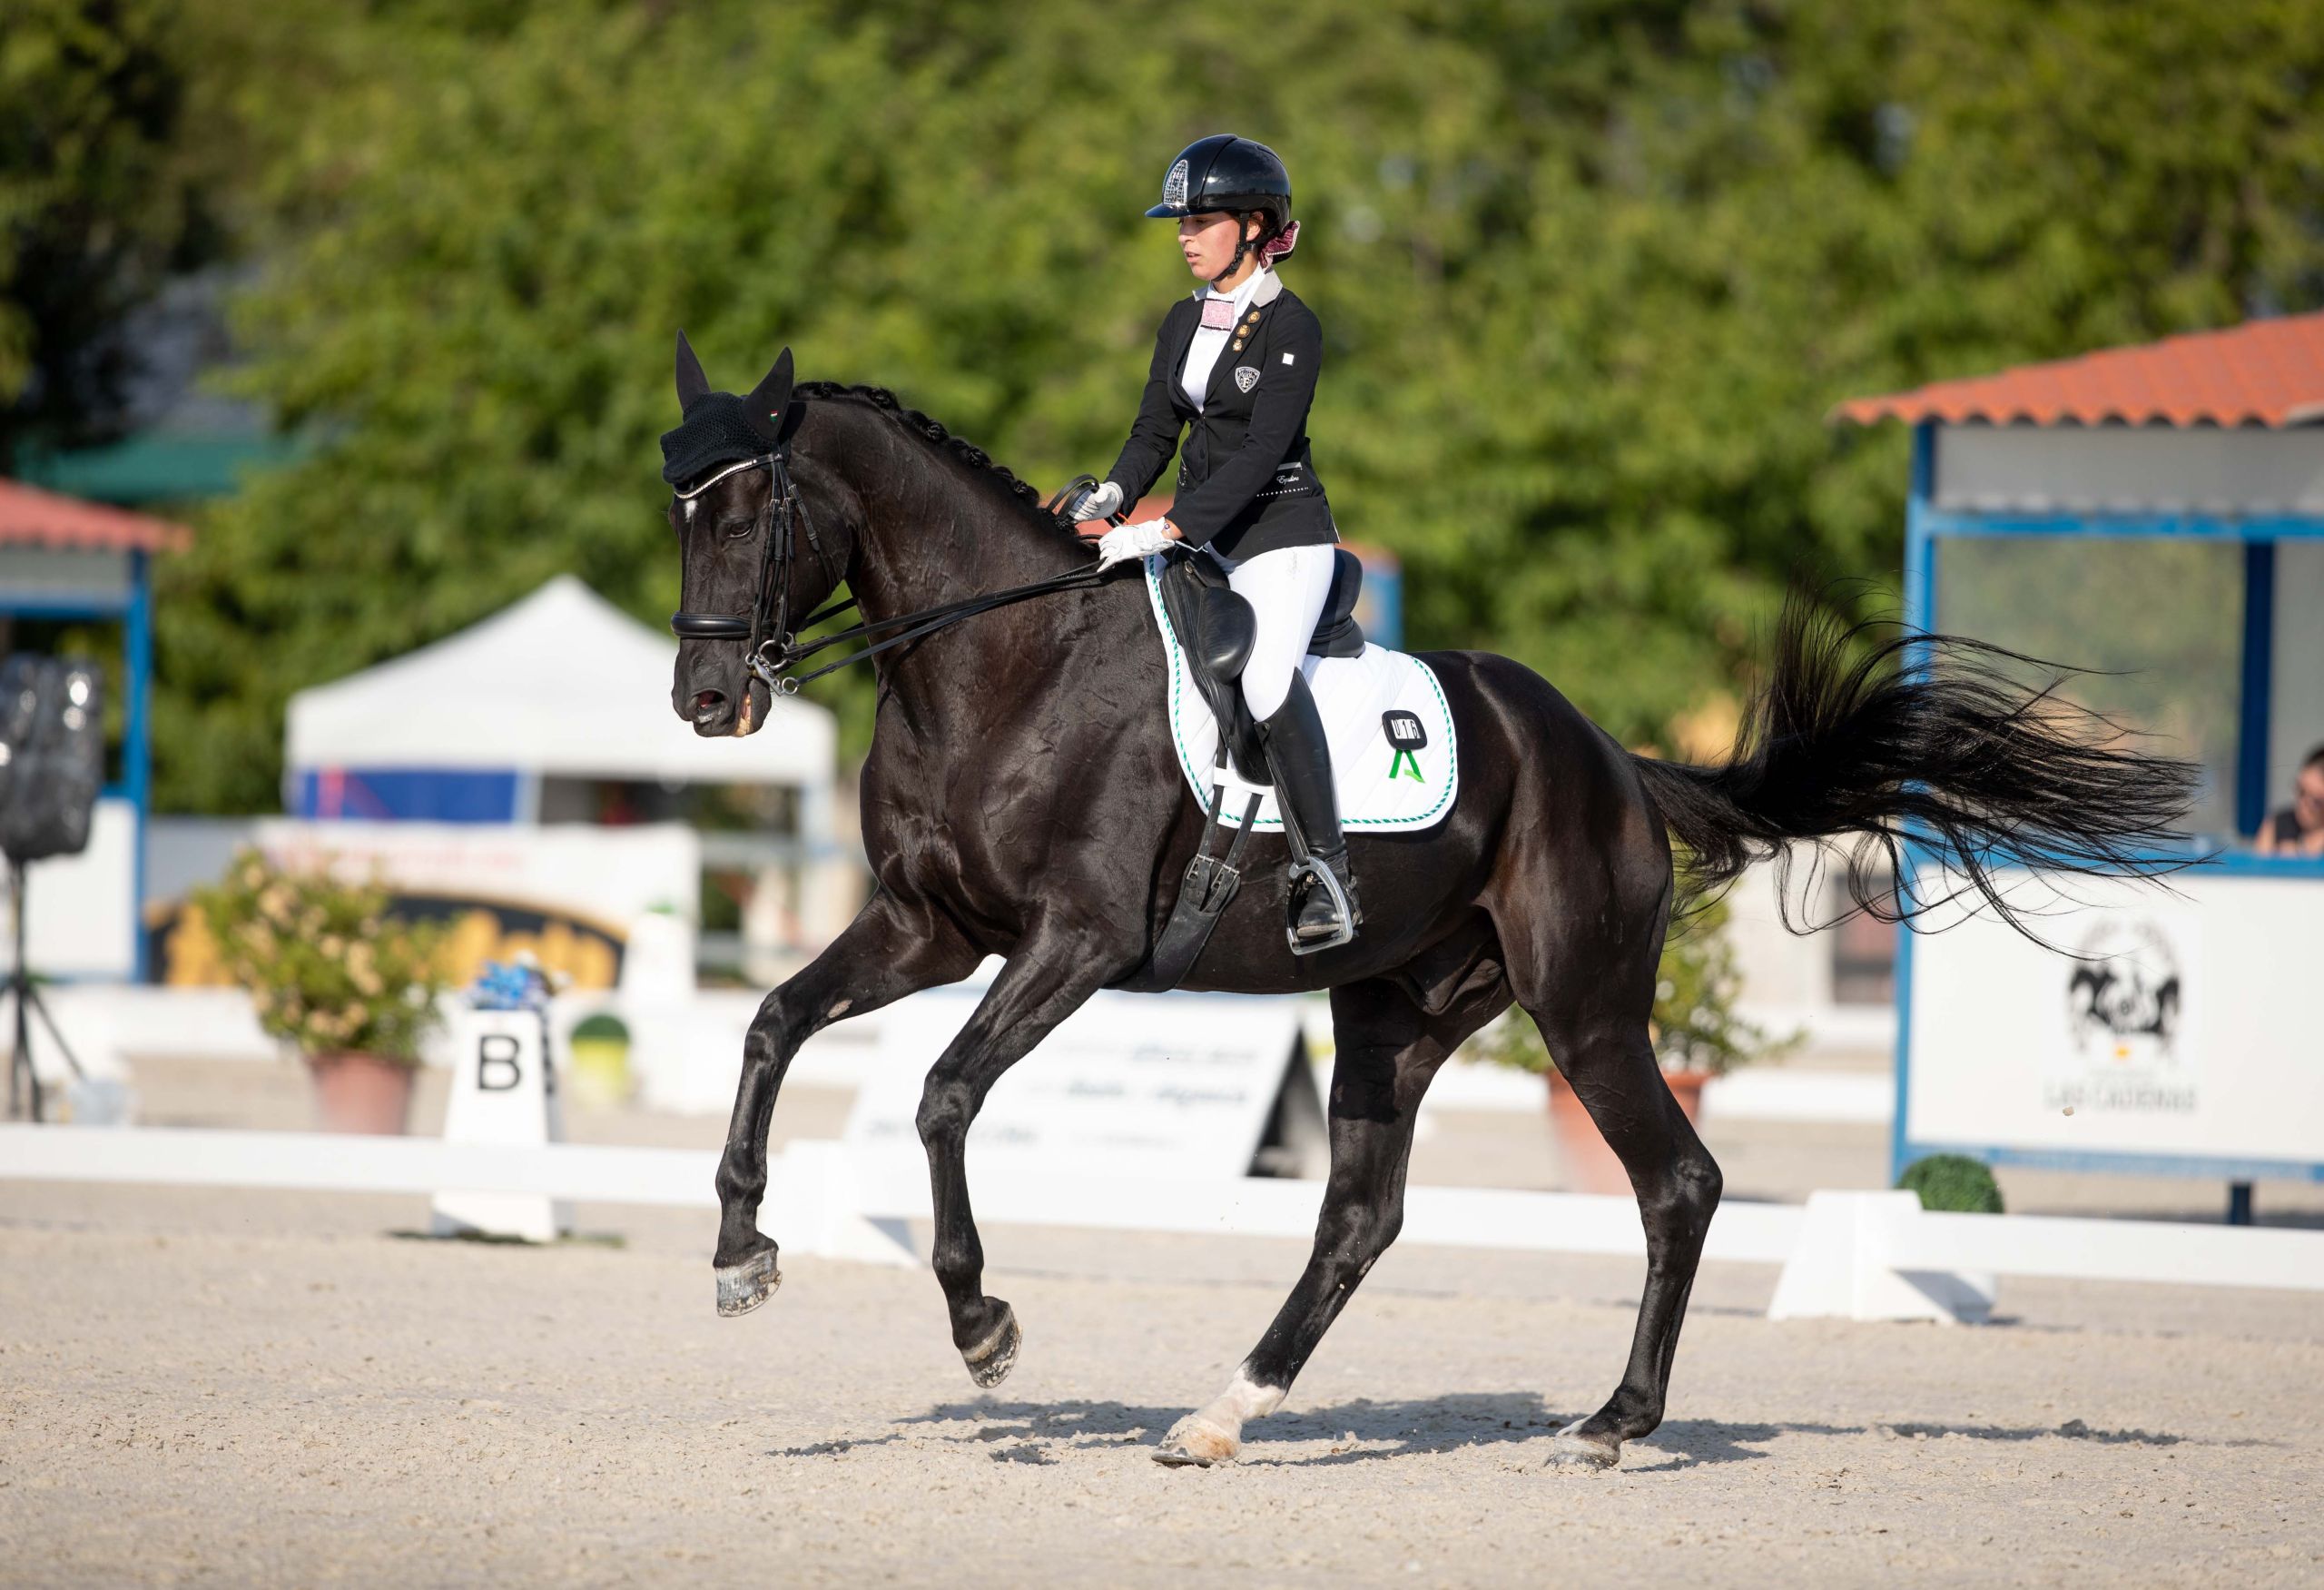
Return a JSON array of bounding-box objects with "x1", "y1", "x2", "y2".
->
[
  {"x1": 1093, "y1": 518, "x2": 1177, "y2": 571},
  {"x1": 1068, "y1": 479, "x2": 1124, "y2": 534}
]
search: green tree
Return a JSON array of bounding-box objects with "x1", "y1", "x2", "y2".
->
[
  {"x1": 149, "y1": 0, "x2": 2324, "y2": 810},
  {"x1": 0, "y1": 0, "x2": 216, "y2": 462}
]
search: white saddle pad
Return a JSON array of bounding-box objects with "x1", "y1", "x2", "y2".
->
[{"x1": 1141, "y1": 556, "x2": 1460, "y2": 835}]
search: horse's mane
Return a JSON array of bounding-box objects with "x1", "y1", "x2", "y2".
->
[{"x1": 796, "y1": 382, "x2": 1062, "y2": 528}]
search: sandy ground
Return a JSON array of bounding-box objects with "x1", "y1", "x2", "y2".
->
[{"x1": 4, "y1": 1162, "x2": 2321, "y2": 1588}]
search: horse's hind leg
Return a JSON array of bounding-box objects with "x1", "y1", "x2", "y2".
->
[
  {"x1": 1504, "y1": 894, "x2": 1723, "y2": 1471},
  {"x1": 713, "y1": 890, "x2": 976, "y2": 1315},
  {"x1": 1156, "y1": 973, "x2": 1504, "y2": 1467}
]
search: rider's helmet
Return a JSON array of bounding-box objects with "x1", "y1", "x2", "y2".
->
[{"x1": 1147, "y1": 135, "x2": 1294, "y2": 279}]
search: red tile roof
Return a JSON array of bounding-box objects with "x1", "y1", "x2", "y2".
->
[
  {"x1": 0, "y1": 478, "x2": 191, "y2": 552},
  {"x1": 1835, "y1": 312, "x2": 2324, "y2": 429}
]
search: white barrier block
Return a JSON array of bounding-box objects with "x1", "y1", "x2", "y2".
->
[
  {"x1": 770, "y1": 1140, "x2": 918, "y2": 1268},
  {"x1": 1767, "y1": 1190, "x2": 1995, "y2": 1323},
  {"x1": 430, "y1": 1009, "x2": 571, "y2": 1243}
]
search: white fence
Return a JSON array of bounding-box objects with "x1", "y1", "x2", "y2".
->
[{"x1": 6, "y1": 1124, "x2": 2321, "y2": 1321}]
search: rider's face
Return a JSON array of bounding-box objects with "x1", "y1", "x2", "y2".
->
[
  {"x1": 1177, "y1": 211, "x2": 1257, "y2": 280},
  {"x1": 2297, "y1": 765, "x2": 2324, "y2": 824}
]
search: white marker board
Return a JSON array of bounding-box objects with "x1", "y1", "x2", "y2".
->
[{"x1": 844, "y1": 988, "x2": 1324, "y2": 1182}]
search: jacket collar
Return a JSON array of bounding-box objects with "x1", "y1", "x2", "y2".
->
[{"x1": 1190, "y1": 269, "x2": 1285, "y2": 311}]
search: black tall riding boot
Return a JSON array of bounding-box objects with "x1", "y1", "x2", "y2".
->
[{"x1": 1258, "y1": 672, "x2": 1361, "y2": 949}]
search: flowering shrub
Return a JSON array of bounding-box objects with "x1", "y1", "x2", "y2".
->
[
  {"x1": 1476, "y1": 893, "x2": 1797, "y2": 1079},
  {"x1": 192, "y1": 849, "x2": 446, "y2": 1064}
]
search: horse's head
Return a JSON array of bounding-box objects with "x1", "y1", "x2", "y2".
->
[{"x1": 661, "y1": 334, "x2": 839, "y2": 736}]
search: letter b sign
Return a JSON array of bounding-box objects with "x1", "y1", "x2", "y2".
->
[{"x1": 478, "y1": 1033, "x2": 524, "y2": 1091}]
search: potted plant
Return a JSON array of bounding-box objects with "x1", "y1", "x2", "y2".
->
[
  {"x1": 1477, "y1": 892, "x2": 1794, "y2": 1194},
  {"x1": 193, "y1": 849, "x2": 446, "y2": 1135}
]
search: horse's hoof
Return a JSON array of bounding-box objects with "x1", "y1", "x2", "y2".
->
[
  {"x1": 714, "y1": 1248, "x2": 782, "y2": 1318},
  {"x1": 1542, "y1": 1428, "x2": 1622, "y2": 1472},
  {"x1": 1153, "y1": 1414, "x2": 1238, "y2": 1468},
  {"x1": 961, "y1": 1306, "x2": 1020, "y2": 1388}
]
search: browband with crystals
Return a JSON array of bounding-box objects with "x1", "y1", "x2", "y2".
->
[{"x1": 674, "y1": 455, "x2": 767, "y2": 500}]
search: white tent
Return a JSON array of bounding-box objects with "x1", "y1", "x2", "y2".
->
[{"x1": 285, "y1": 575, "x2": 836, "y2": 791}]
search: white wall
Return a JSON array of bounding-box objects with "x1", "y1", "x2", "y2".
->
[
  {"x1": 1935, "y1": 426, "x2": 2324, "y2": 516},
  {"x1": 1, "y1": 796, "x2": 135, "y2": 980}
]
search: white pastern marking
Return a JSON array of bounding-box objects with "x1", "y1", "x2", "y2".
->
[{"x1": 1197, "y1": 1368, "x2": 1286, "y2": 1437}]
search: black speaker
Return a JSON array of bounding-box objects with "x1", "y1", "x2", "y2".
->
[{"x1": 0, "y1": 655, "x2": 105, "y2": 864}]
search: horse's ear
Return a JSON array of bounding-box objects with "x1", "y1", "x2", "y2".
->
[
  {"x1": 773, "y1": 397, "x2": 807, "y2": 449},
  {"x1": 675, "y1": 331, "x2": 711, "y2": 411},
  {"x1": 744, "y1": 347, "x2": 795, "y2": 439}
]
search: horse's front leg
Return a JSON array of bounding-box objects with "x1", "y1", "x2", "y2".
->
[
  {"x1": 913, "y1": 925, "x2": 1120, "y2": 1386},
  {"x1": 714, "y1": 890, "x2": 977, "y2": 1315}
]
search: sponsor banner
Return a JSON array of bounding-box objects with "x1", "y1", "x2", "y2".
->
[
  {"x1": 844, "y1": 987, "x2": 1322, "y2": 1181},
  {"x1": 147, "y1": 819, "x2": 698, "y2": 992},
  {"x1": 1905, "y1": 871, "x2": 2320, "y2": 1169}
]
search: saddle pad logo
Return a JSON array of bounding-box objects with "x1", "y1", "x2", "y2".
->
[
  {"x1": 1164, "y1": 159, "x2": 1190, "y2": 210},
  {"x1": 1235, "y1": 365, "x2": 1261, "y2": 393},
  {"x1": 1384, "y1": 710, "x2": 1428, "y2": 782}
]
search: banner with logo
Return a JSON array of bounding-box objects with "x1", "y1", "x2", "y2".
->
[{"x1": 1902, "y1": 868, "x2": 2323, "y2": 1176}]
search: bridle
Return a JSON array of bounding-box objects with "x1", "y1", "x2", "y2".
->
[{"x1": 668, "y1": 449, "x2": 1117, "y2": 694}]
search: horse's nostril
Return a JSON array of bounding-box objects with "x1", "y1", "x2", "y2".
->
[{"x1": 693, "y1": 689, "x2": 726, "y2": 716}]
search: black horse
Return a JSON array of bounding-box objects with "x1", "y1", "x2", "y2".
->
[{"x1": 663, "y1": 343, "x2": 2192, "y2": 1470}]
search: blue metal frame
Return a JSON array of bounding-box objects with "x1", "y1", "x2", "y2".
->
[
  {"x1": 2236, "y1": 542, "x2": 2275, "y2": 838},
  {"x1": 1889, "y1": 420, "x2": 2324, "y2": 1186}
]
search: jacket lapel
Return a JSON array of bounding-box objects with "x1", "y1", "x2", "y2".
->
[
  {"x1": 1201, "y1": 271, "x2": 1284, "y2": 409},
  {"x1": 1167, "y1": 295, "x2": 1205, "y2": 413}
]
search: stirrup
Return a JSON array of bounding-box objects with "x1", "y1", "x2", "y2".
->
[{"x1": 1285, "y1": 854, "x2": 1355, "y2": 955}]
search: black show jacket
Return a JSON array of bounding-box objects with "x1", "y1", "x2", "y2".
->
[{"x1": 1103, "y1": 271, "x2": 1337, "y2": 559}]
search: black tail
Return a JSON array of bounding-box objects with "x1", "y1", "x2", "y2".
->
[{"x1": 1630, "y1": 590, "x2": 2201, "y2": 937}]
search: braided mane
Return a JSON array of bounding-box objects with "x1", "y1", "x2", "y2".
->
[{"x1": 796, "y1": 381, "x2": 1049, "y2": 513}]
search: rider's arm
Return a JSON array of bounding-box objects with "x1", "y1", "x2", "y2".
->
[
  {"x1": 1161, "y1": 300, "x2": 1322, "y2": 547},
  {"x1": 1104, "y1": 304, "x2": 1192, "y2": 509}
]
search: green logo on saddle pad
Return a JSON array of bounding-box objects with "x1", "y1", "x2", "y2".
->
[{"x1": 1383, "y1": 710, "x2": 1428, "y2": 784}]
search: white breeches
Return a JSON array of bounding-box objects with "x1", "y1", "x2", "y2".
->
[{"x1": 1224, "y1": 543, "x2": 1335, "y2": 721}]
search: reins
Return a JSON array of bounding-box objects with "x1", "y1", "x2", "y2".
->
[{"x1": 671, "y1": 458, "x2": 1121, "y2": 694}]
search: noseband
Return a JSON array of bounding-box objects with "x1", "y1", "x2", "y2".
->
[
  {"x1": 670, "y1": 460, "x2": 1114, "y2": 693},
  {"x1": 668, "y1": 448, "x2": 841, "y2": 694}
]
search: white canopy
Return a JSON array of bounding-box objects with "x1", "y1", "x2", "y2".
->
[{"x1": 285, "y1": 575, "x2": 835, "y2": 785}]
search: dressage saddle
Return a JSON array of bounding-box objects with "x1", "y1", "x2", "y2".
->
[{"x1": 1157, "y1": 546, "x2": 1364, "y2": 784}]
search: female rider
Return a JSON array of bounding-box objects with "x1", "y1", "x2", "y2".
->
[{"x1": 1068, "y1": 133, "x2": 1359, "y2": 948}]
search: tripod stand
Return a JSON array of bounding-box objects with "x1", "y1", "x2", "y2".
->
[{"x1": 6, "y1": 857, "x2": 84, "y2": 1122}]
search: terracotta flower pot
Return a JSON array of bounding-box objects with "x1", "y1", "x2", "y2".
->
[
  {"x1": 306, "y1": 1051, "x2": 417, "y2": 1136},
  {"x1": 1546, "y1": 1066, "x2": 1710, "y2": 1196}
]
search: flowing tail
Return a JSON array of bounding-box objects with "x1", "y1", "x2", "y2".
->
[{"x1": 1629, "y1": 591, "x2": 2201, "y2": 936}]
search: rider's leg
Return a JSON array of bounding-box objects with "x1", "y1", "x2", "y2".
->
[{"x1": 1226, "y1": 544, "x2": 1358, "y2": 942}]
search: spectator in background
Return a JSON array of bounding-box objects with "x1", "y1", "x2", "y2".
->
[{"x1": 2256, "y1": 746, "x2": 2324, "y2": 855}]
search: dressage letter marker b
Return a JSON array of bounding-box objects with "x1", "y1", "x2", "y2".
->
[
  {"x1": 430, "y1": 1008, "x2": 573, "y2": 1243},
  {"x1": 1384, "y1": 710, "x2": 1428, "y2": 784}
]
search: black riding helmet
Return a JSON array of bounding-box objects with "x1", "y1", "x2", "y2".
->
[{"x1": 1147, "y1": 134, "x2": 1292, "y2": 281}]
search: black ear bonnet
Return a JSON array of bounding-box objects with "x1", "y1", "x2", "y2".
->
[{"x1": 660, "y1": 336, "x2": 803, "y2": 490}]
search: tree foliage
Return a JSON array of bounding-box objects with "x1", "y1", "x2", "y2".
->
[
  {"x1": 0, "y1": 0, "x2": 215, "y2": 460},
  {"x1": 143, "y1": 0, "x2": 2324, "y2": 811}
]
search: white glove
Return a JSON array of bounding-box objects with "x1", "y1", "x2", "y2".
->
[
  {"x1": 1094, "y1": 519, "x2": 1174, "y2": 571},
  {"x1": 1068, "y1": 479, "x2": 1124, "y2": 523}
]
